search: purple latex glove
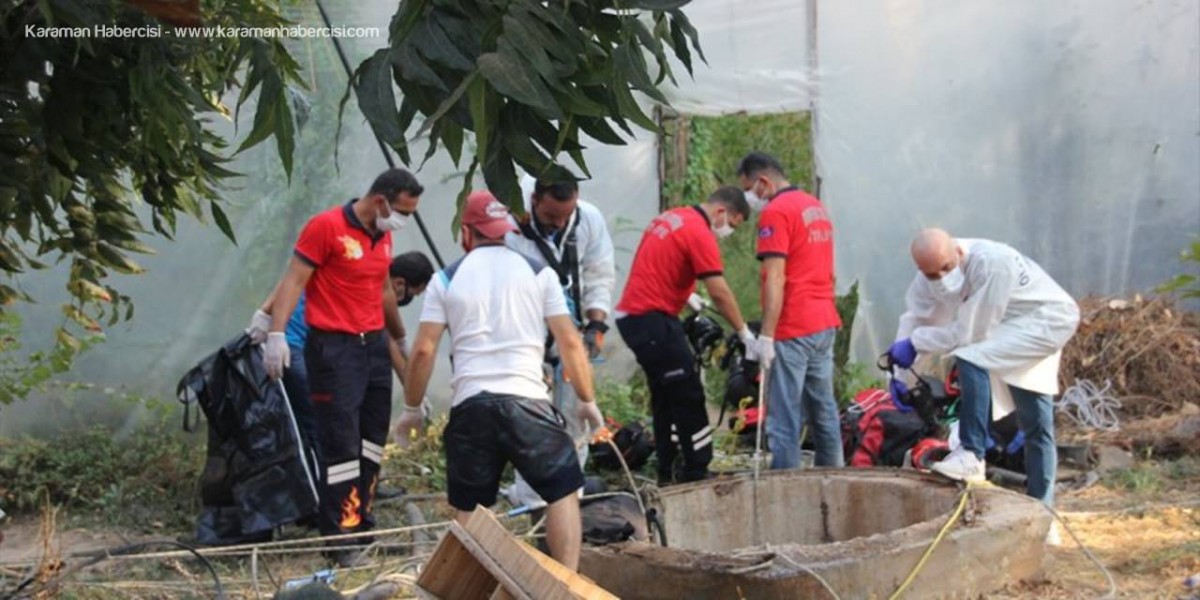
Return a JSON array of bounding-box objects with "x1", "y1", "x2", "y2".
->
[
  {"x1": 888, "y1": 338, "x2": 917, "y2": 369},
  {"x1": 889, "y1": 377, "x2": 913, "y2": 412}
]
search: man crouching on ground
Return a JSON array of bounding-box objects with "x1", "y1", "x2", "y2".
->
[{"x1": 400, "y1": 190, "x2": 604, "y2": 570}]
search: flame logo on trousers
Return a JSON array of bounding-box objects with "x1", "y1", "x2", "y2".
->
[{"x1": 339, "y1": 486, "x2": 362, "y2": 530}]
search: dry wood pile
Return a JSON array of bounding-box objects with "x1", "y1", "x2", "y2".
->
[
  {"x1": 1060, "y1": 295, "x2": 1199, "y2": 417},
  {"x1": 1059, "y1": 295, "x2": 1200, "y2": 455}
]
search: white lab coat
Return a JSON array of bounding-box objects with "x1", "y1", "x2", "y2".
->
[
  {"x1": 896, "y1": 239, "x2": 1080, "y2": 417},
  {"x1": 505, "y1": 175, "x2": 617, "y2": 318}
]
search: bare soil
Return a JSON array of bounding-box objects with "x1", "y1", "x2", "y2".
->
[{"x1": 2, "y1": 463, "x2": 1197, "y2": 598}]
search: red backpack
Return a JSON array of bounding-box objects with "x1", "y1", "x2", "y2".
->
[{"x1": 842, "y1": 389, "x2": 933, "y2": 467}]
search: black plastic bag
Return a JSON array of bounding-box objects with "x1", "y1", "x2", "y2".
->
[{"x1": 178, "y1": 334, "x2": 319, "y2": 545}]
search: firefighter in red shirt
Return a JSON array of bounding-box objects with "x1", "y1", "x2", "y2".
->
[
  {"x1": 259, "y1": 168, "x2": 422, "y2": 565},
  {"x1": 738, "y1": 152, "x2": 844, "y2": 470},
  {"x1": 615, "y1": 187, "x2": 758, "y2": 484}
]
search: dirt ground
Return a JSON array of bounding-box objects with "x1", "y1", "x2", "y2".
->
[{"x1": 2, "y1": 464, "x2": 1197, "y2": 598}]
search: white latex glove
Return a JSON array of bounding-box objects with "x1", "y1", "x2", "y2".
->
[
  {"x1": 686, "y1": 293, "x2": 708, "y2": 312},
  {"x1": 246, "y1": 309, "x2": 271, "y2": 345},
  {"x1": 579, "y1": 401, "x2": 604, "y2": 433},
  {"x1": 264, "y1": 332, "x2": 290, "y2": 379},
  {"x1": 738, "y1": 326, "x2": 759, "y2": 361},
  {"x1": 757, "y1": 335, "x2": 776, "y2": 370},
  {"x1": 393, "y1": 404, "x2": 425, "y2": 449}
]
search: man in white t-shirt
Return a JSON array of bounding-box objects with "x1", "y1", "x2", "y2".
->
[{"x1": 400, "y1": 190, "x2": 604, "y2": 571}]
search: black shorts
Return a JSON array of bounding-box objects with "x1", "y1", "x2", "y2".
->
[{"x1": 443, "y1": 392, "x2": 584, "y2": 511}]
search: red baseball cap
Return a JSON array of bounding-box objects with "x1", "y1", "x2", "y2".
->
[{"x1": 462, "y1": 190, "x2": 517, "y2": 239}]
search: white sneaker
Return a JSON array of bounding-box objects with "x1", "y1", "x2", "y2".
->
[
  {"x1": 930, "y1": 448, "x2": 986, "y2": 482},
  {"x1": 1045, "y1": 522, "x2": 1062, "y2": 546}
]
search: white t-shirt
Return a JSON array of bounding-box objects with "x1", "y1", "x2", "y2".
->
[{"x1": 420, "y1": 245, "x2": 569, "y2": 407}]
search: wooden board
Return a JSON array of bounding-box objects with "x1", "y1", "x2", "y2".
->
[
  {"x1": 416, "y1": 523, "x2": 529, "y2": 600},
  {"x1": 417, "y1": 508, "x2": 619, "y2": 600},
  {"x1": 464, "y1": 508, "x2": 619, "y2": 600}
]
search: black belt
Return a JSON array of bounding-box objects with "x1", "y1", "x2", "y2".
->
[{"x1": 309, "y1": 328, "x2": 384, "y2": 345}]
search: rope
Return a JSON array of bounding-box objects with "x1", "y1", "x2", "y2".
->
[
  {"x1": 771, "y1": 551, "x2": 843, "y2": 600},
  {"x1": 4, "y1": 540, "x2": 226, "y2": 600},
  {"x1": 604, "y1": 437, "x2": 649, "y2": 531},
  {"x1": 1056, "y1": 379, "x2": 1122, "y2": 431},
  {"x1": 728, "y1": 547, "x2": 841, "y2": 599},
  {"x1": 887, "y1": 488, "x2": 971, "y2": 600},
  {"x1": 886, "y1": 481, "x2": 1118, "y2": 600}
]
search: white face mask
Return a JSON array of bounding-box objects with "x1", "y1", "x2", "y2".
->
[
  {"x1": 932, "y1": 265, "x2": 965, "y2": 296},
  {"x1": 744, "y1": 189, "x2": 768, "y2": 213},
  {"x1": 376, "y1": 210, "x2": 409, "y2": 232},
  {"x1": 714, "y1": 220, "x2": 734, "y2": 239}
]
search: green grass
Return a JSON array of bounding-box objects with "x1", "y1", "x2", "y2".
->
[
  {"x1": 0, "y1": 419, "x2": 202, "y2": 531},
  {"x1": 1102, "y1": 456, "x2": 1200, "y2": 496}
]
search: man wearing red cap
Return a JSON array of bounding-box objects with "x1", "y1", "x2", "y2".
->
[{"x1": 401, "y1": 190, "x2": 603, "y2": 571}]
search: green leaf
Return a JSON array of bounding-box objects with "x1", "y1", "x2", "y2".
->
[
  {"x1": 667, "y1": 17, "x2": 693, "y2": 76},
  {"x1": 614, "y1": 44, "x2": 668, "y2": 104},
  {"x1": 626, "y1": 0, "x2": 692, "y2": 9},
  {"x1": 355, "y1": 49, "x2": 407, "y2": 148},
  {"x1": 499, "y1": 17, "x2": 558, "y2": 80},
  {"x1": 411, "y1": 17, "x2": 476, "y2": 71},
  {"x1": 442, "y1": 122, "x2": 465, "y2": 166},
  {"x1": 481, "y1": 142, "x2": 521, "y2": 210},
  {"x1": 669, "y1": 9, "x2": 706, "y2": 64},
  {"x1": 210, "y1": 202, "x2": 236, "y2": 245},
  {"x1": 636, "y1": 16, "x2": 675, "y2": 86},
  {"x1": 477, "y1": 51, "x2": 562, "y2": 118},
  {"x1": 452, "y1": 157, "x2": 479, "y2": 234},
  {"x1": 392, "y1": 42, "x2": 448, "y2": 92},
  {"x1": 578, "y1": 116, "x2": 628, "y2": 145},
  {"x1": 468, "y1": 76, "x2": 493, "y2": 164},
  {"x1": 611, "y1": 73, "x2": 658, "y2": 132},
  {"x1": 414, "y1": 71, "x2": 477, "y2": 141},
  {"x1": 95, "y1": 244, "x2": 145, "y2": 275}
]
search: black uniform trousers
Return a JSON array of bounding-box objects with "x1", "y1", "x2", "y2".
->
[
  {"x1": 304, "y1": 328, "x2": 392, "y2": 539},
  {"x1": 616, "y1": 312, "x2": 713, "y2": 482}
]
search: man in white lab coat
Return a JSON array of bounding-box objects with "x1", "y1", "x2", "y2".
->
[
  {"x1": 503, "y1": 174, "x2": 616, "y2": 507},
  {"x1": 889, "y1": 228, "x2": 1079, "y2": 504}
]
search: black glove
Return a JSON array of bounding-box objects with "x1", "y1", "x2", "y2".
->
[{"x1": 583, "y1": 320, "x2": 608, "y2": 360}]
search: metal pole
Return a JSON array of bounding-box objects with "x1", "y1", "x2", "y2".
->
[
  {"x1": 752, "y1": 364, "x2": 768, "y2": 546},
  {"x1": 314, "y1": 0, "x2": 446, "y2": 269}
]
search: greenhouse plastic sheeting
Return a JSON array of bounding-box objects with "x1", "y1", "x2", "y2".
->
[
  {"x1": 5, "y1": 0, "x2": 1198, "y2": 433},
  {"x1": 812, "y1": 0, "x2": 1200, "y2": 356},
  {"x1": 658, "y1": 0, "x2": 814, "y2": 116}
]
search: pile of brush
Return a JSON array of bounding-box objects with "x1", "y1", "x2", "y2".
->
[{"x1": 1058, "y1": 295, "x2": 1200, "y2": 455}]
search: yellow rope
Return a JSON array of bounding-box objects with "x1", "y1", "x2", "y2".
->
[
  {"x1": 887, "y1": 483, "x2": 974, "y2": 600},
  {"x1": 887, "y1": 479, "x2": 1117, "y2": 600}
]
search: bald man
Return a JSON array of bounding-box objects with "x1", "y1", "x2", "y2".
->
[{"x1": 889, "y1": 229, "x2": 1079, "y2": 505}]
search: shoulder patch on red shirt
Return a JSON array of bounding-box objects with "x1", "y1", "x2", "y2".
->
[{"x1": 758, "y1": 226, "x2": 775, "y2": 239}]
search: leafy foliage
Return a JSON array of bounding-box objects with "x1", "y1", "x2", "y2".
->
[
  {"x1": 0, "y1": 312, "x2": 101, "y2": 405},
  {"x1": 595, "y1": 373, "x2": 651, "y2": 427},
  {"x1": 353, "y1": 0, "x2": 703, "y2": 221},
  {"x1": 0, "y1": 0, "x2": 305, "y2": 402},
  {"x1": 1155, "y1": 237, "x2": 1200, "y2": 300},
  {"x1": 0, "y1": 415, "x2": 201, "y2": 530}
]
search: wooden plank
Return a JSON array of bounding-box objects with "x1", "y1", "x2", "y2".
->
[
  {"x1": 416, "y1": 523, "x2": 530, "y2": 600},
  {"x1": 464, "y1": 507, "x2": 619, "y2": 600},
  {"x1": 489, "y1": 585, "x2": 518, "y2": 600}
]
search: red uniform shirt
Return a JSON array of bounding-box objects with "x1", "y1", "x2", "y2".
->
[
  {"x1": 617, "y1": 206, "x2": 723, "y2": 316},
  {"x1": 756, "y1": 187, "x2": 841, "y2": 340},
  {"x1": 294, "y1": 201, "x2": 391, "y2": 333}
]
